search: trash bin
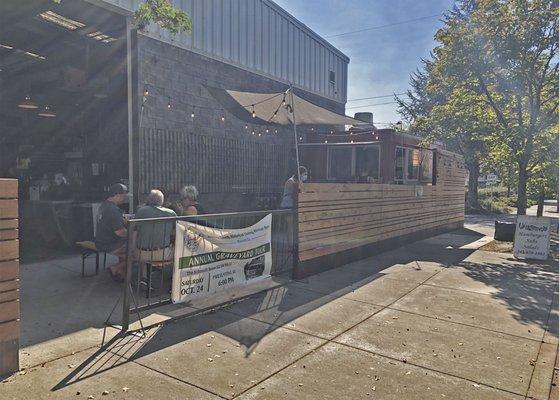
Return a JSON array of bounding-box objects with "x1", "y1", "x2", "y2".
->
[{"x1": 494, "y1": 221, "x2": 516, "y2": 242}]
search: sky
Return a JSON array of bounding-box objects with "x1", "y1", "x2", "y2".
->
[{"x1": 274, "y1": 0, "x2": 455, "y2": 125}]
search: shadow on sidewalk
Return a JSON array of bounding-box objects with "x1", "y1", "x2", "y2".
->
[
  {"x1": 51, "y1": 228, "x2": 487, "y2": 391},
  {"x1": 456, "y1": 256, "x2": 559, "y2": 335}
]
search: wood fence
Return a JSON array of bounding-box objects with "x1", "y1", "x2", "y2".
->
[
  {"x1": 0, "y1": 179, "x2": 19, "y2": 376},
  {"x1": 296, "y1": 150, "x2": 466, "y2": 275}
]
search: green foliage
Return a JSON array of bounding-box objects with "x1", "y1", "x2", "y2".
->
[
  {"x1": 398, "y1": 0, "x2": 559, "y2": 214},
  {"x1": 135, "y1": 0, "x2": 192, "y2": 35},
  {"x1": 473, "y1": 186, "x2": 537, "y2": 214}
]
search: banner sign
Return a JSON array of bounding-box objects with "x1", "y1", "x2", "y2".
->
[
  {"x1": 513, "y1": 216, "x2": 551, "y2": 260},
  {"x1": 172, "y1": 214, "x2": 272, "y2": 303}
]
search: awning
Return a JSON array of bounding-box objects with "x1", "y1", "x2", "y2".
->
[{"x1": 205, "y1": 86, "x2": 365, "y2": 126}]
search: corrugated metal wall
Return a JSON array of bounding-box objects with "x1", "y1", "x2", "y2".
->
[{"x1": 97, "y1": 0, "x2": 348, "y2": 103}]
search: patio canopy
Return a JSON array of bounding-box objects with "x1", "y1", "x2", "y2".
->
[{"x1": 205, "y1": 86, "x2": 365, "y2": 126}]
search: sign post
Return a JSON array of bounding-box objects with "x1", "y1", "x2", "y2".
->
[{"x1": 513, "y1": 216, "x2": 551, "y2": 260}]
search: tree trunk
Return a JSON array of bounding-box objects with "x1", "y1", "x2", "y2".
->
[
  {"x1": 537, "y1": 186, "x2": 545, "y2": 217},
  {"x1": 517, "y1": 163, "x2": 528, "y2": 215},
  {"x1": 557, "y1": 181, "x2": 559, "y2": 213},
  {"x1": 467, "y1": 162, "x2": 480, "y2": 209}
]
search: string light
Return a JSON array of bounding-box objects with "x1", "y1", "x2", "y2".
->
[
  {"x1": 325, "y1": 140, "x2": 328, "y2": 143},
  {"x1": 191, "y1": 110, "x2": 195, "y2": 119},
  {"x1": 330, "y1": 130, "x2": 334, "y2": 134},
  {"x1": 143, "y1": 88, "x2": 149, "y2": 97},
  {"x1": 251, "y1": 105, "x2": 256, "y2": 118},
  {"x1": 274, "y1": 129, "x2": 278, "y2": 134},
  {"x1": 252, "y1": 130, "x2": 255, "y2": 135},
  {"x1": 311, "y1": 127, "x2": 314, "y2": 131},
  {"x1": 167, "y1": 98, "x2": 171, "y2": 109},
  {"x1": 245, "y1": 124, "x2": 249, "y2": 130},
  {"x1": 221, "y1": 115, "x2": 225, "y2": 122},
  {"x1": 265, "y1": 128, "x2": 269, "y2": 133},
  {"x1": 258, "y1": 133, "x2": 262, "y2": 137}
]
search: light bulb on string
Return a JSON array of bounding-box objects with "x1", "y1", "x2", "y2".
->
[
  {"x1": 167, "y1": 98, "x2": 172, "y2": 109},
  {"x1": 245, "y1": 124, "x2": 249, "y2": 130},
  {"x1": 221, "y1": 115, "x2": 225, "y2": 122},
  {"x1": 265, "y1": 128, "x2": 269, "y2": 133},
  {"x1": 251, "y1": 105, "x2": 256, "y2": 118},
  {"x1": 258, "y1": 132, "x2": 262, "y2": 137},
  {"x1": 252, "y1": 130, "x2": 255, "y2": 135},
  {"x1": 144, "y1": 88, "x2": 149, "y2": 97},
  {"x1": 325, "y1": 140, "x2": 328, "y2": 143},
  {"x1": 191, "y1": 110, "x2": 195, "y2": 119},
  {"x1": 274, "y1": 129, "x2": 278, "y2": 134}
]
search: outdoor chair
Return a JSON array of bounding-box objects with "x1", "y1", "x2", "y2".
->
[
  {"x1": 142, "y1": 259, "x2": 173, "y2": 299},
  {"x1": 76, "y1": 241, "x2": 107, "y2": 277}
]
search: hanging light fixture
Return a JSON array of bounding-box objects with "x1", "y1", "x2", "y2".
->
[
  {"x1": 38, "y1": 105, "x2": 56, "y2": 118},
  {"x1": 221, "y1": 115, "x2": 225, "y2": 122},
  {"x1": 245, "y1": 124, "x2": 249, "y2": 130},
  {"x1": 18, "y1": 95, "x2": 38, "y2": 109},
  {"x1": 191, "y1": 108, "x2": 195, "y2": 119},
  {"x1": 251, "y1": 105, "x2": 256, "y2": 118}
]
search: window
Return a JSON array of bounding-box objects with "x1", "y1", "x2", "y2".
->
[
  {"x1": 327, "y1": 145, "x2": 381, "y2": 181},
  {"x1": 396, "y1": 147, "x2": 422, "y2": 183},
  {"x1": 327, "y1": 147, "x2": 353, "y2": 180},
  {"x1": 395, "y1": 147, "x2": 405, "y2": 182},
  {"x1": 407, "y1": 148, "x2": 420, "y2": 181},
  {"x1": 355, "y1": 146, "x2": 380, "y2": 181},
  {"x1": 420, "y1": 149, "x2": 433, "y2": 183},
  {"x1": 329, "y1": 70, "x2": 336, "y2": 84}
]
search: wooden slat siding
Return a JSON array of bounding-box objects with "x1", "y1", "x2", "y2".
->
[
  {"x1": 297, "y1": 151, "x2": 466, "y2": 262},
  {"x1": 0, "y1": 178, "x2": 19, "y2": 377}
]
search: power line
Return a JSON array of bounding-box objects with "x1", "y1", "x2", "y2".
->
[
  {"x1": 325, "y1": 14, "x2": 442, "y2": 39},
  {"x1": 347, "y1": 92, "x2": 406, "y2": 102},
  {"x1": 346, "y1": 101, "x2": 398, "y2": 110}
]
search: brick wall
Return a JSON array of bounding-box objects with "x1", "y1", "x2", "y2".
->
[
  {"x1": 136, "y1": 35, "x2": 345, "y2": 212},
  {"x1": 0, "y1": 179, "x2": 19, "y2": 377}
]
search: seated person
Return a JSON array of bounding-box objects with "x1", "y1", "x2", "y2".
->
[
  {"x1": 95, "y1": 183, "x2": 129, "y2": 282},
  {"x1": 135, "y1": 189, "x2": 177, "y2": 265},
  {"x1": 172, "y1": 185, "x2": 205, "y2": 216}
]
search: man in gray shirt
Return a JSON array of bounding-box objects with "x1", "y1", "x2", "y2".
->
[{"x1": 135, "y1": 190, "x2": 177, "y2": 265}]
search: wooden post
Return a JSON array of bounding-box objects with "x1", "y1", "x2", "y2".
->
[{"x1": 0, "y1": 179, "x2": 19, "y2": 377}]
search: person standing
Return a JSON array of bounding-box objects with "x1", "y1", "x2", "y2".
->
[
  {"x1": 280, "y1": 166, "x2": 308, "y2": 208},
  {"x1": 95, "y1": 183, "x2": 128, "y2": 282}
]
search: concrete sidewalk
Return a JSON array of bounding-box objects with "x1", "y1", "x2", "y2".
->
[{"x1": 2, "y1": 225, "x2": 559, "y2": 399}]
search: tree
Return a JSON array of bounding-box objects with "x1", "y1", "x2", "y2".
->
[
  {"x1": 397, "y1": 58, "x2": 492, "y2": 209},
  {"x1": 442, "y1": 0, "x2": 559, "y2": 214},
  {"x1": 399, "y1": 0, "x2": 559, "y2": 214},
  {"x1": 134, "y1": 0, "x2": 192, "y2": 34}
]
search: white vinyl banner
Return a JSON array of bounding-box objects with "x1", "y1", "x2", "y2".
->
[
  {"x1": 513, "y1": 216, "x2": 551, "y2": 260},
  {"x1": 172, "y1": 214, "x2": 272, "y2": 303}
]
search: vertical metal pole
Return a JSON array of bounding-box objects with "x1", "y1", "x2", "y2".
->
[
  {"x1": 121, "y1": 221, "x2": 135, "y2": 332},
  {"x1": 289, "y1": 86, "x2": 302, "y2": 182},
  {"x1": 126, "y1": 17, "x2": 135, "y2": 213}
]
